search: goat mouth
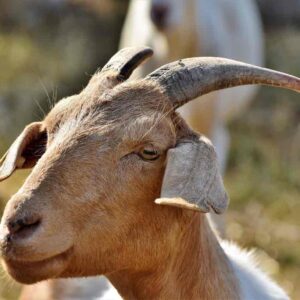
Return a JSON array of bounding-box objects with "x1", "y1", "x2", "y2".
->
[{"x1": 2, "y1": 247, "x2": 73, "y2": 284}]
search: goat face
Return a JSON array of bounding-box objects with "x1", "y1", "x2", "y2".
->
[
  {"x1": 0, "y1": 47, "x2": 299, "y2": 284},
  {"x1": 0, "y1": 80, "x2": 181, "y2": 283}
]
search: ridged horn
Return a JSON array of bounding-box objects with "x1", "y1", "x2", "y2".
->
[
  {"x1": 146, "y1": 57, "x2": 300, "y2": 108},
  {"x1": 101, "y1": 46, "x2": 153, "y2": 81}
]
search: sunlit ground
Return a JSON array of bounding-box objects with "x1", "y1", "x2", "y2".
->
[{"x1": 0, "y1": 30, "x2": 299, "y2": 299}]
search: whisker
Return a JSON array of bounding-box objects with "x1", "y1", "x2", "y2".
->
[
  {"x1": 38, "y1": 79, "x2": 52, "y2": 111},
  {"x1": 33, "y1": 98, "x2": 46, "y2": 120},
  {"x1": 51, "y1": 84, "x2": 58, "y2": 109}
]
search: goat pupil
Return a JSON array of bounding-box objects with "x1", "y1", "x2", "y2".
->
[
  {"x1": 144, "y1": 149, "x2": 156, "y2": 155},
  {"x1": 141, "y1": 148, "x2": 159, "y2": 161}
]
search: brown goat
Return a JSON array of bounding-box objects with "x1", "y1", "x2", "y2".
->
[{"x1": 0, "y1": 47, "x2": 299, "y2": 299}]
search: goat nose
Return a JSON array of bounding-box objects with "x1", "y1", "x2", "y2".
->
[
  {"x1": 7, "y1": 214, "x2": 41, "y2": 239},
  {"x1": 151, "y1": 4, "x2": 169, "y2": 29}
]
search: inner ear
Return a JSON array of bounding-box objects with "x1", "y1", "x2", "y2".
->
[
  {"x1": 21, "y1": 129, "x2": 47, "y2": 168},
  {"x1": 0, "y1": 122, "x2": 47, "y2": 181}
]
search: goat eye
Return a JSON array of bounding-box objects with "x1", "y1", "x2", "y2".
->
[{"x1": 138, "y1": 146, "x2": 160, "y2": 161}]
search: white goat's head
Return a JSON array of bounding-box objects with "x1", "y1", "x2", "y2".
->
[
  {"x1": 150, "y1": 0, "x2": 187, "y2": 30},
  {"x1": 0, "y1": 47, "x2": 299, "y2": 284}
]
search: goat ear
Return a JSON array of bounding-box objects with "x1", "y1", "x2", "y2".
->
[
  {"x1": 155, "y1": 136, "x2": 228, "y2": 214},
  {"x1": 0, "y1": 122, "x2": 47, "y2": 181}
]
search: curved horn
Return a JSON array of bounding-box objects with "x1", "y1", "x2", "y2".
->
[
  {"x1": 102, "y1": 46, "x2": 153, "y2": 81},
  {"x1": 146, "y1": 57, "x2": 300, "y2": 108}
]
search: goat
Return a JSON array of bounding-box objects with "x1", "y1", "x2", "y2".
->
[
  {"x1": 20, "y1": 1, "x2": 264, "y2": 298},
  {"x1": 0, "y1": 47, "x2": 298, "y2": 299}
]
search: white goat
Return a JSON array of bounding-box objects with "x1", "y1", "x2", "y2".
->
[{"x1": 1, "y1": 47, "x2": 298, "y2": 299}]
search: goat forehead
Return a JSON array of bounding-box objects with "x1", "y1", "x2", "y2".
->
[
  {"x1": 47, "y1": 93, "x2": 167, "y2": 127},
  {"x1": 45, "y1": 107, "x2": 172, "y2": 154},
  {"x1": 51, "y1": 112, "x2": 173, "y2": 146},
  {"x1": 104, "y1": 80, "x2": 169, "y2": 109},
  {"x1": 120, "y1": 114, "x2": 176, "y2": 146},
  {"x1": 44, "y1": 81, "x2": 173, "y2": 146}
]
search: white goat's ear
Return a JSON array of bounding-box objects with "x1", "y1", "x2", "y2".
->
[
  {"x1": 155, "y1": 136, "x2": 228, "y2": 214},
  {"x1": 0, "y1": 122, "x2": 47, "y2": 181}
]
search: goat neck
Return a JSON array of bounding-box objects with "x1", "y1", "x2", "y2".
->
[{"x1": 108, "y1": 213, "x2": 239, "y2": 300}]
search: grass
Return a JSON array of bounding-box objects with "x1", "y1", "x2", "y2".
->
[
  {"x1": 0, "y1": 29, "x2": 299, "y2": 299},
  {"x1": 225, "y1": 29, "x2": 300, "y2": 298}
]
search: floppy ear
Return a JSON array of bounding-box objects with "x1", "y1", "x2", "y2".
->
[
  {"x1": 155, "y1": 136, "x2": 228, "y2": 214},
  {"x1": 0, "y1": 122, "x2": 47, "y2": 181}
]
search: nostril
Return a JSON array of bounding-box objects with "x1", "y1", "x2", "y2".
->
[
  {"x1": 7, "y1": 215, "x2": 41, "y2": 238},
  {"x1": 151, "y1": 5, "x2": 169, "y2": 28}
]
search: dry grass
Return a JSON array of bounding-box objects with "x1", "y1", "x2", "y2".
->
[{"x1": 226, "y1": 29, "x2": 300, "y2": 299}]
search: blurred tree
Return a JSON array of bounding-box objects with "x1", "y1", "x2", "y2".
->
[{"x1": 0, "y1": 0, "x2": 128, "y2": 147}]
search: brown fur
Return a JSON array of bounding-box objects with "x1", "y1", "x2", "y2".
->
[
  {"x1": 108, "y1": 215, "x2": 239, "y2": 299},
  {"x1": 0, "y1": 69, "x2": 239, "y2": 298}
]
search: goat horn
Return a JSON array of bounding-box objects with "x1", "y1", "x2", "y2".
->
[
  {"x1": 146, "y1": 57, "x2": 300, "y2": 108},
  {"x1": 102, "y1": 46, "x2": 153, "y2": 81}
]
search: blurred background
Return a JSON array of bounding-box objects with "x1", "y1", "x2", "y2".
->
[{"x1": 0, "y1": 0, "x2": 299, "y2": 299}]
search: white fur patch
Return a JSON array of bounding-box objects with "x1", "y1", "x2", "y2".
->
[
  {"x1": 96, "y1": 283, "x2": 121, "y2": 300},
  {"x1": 222, "y1": 241, "x2": 289, "y2": 300}
]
